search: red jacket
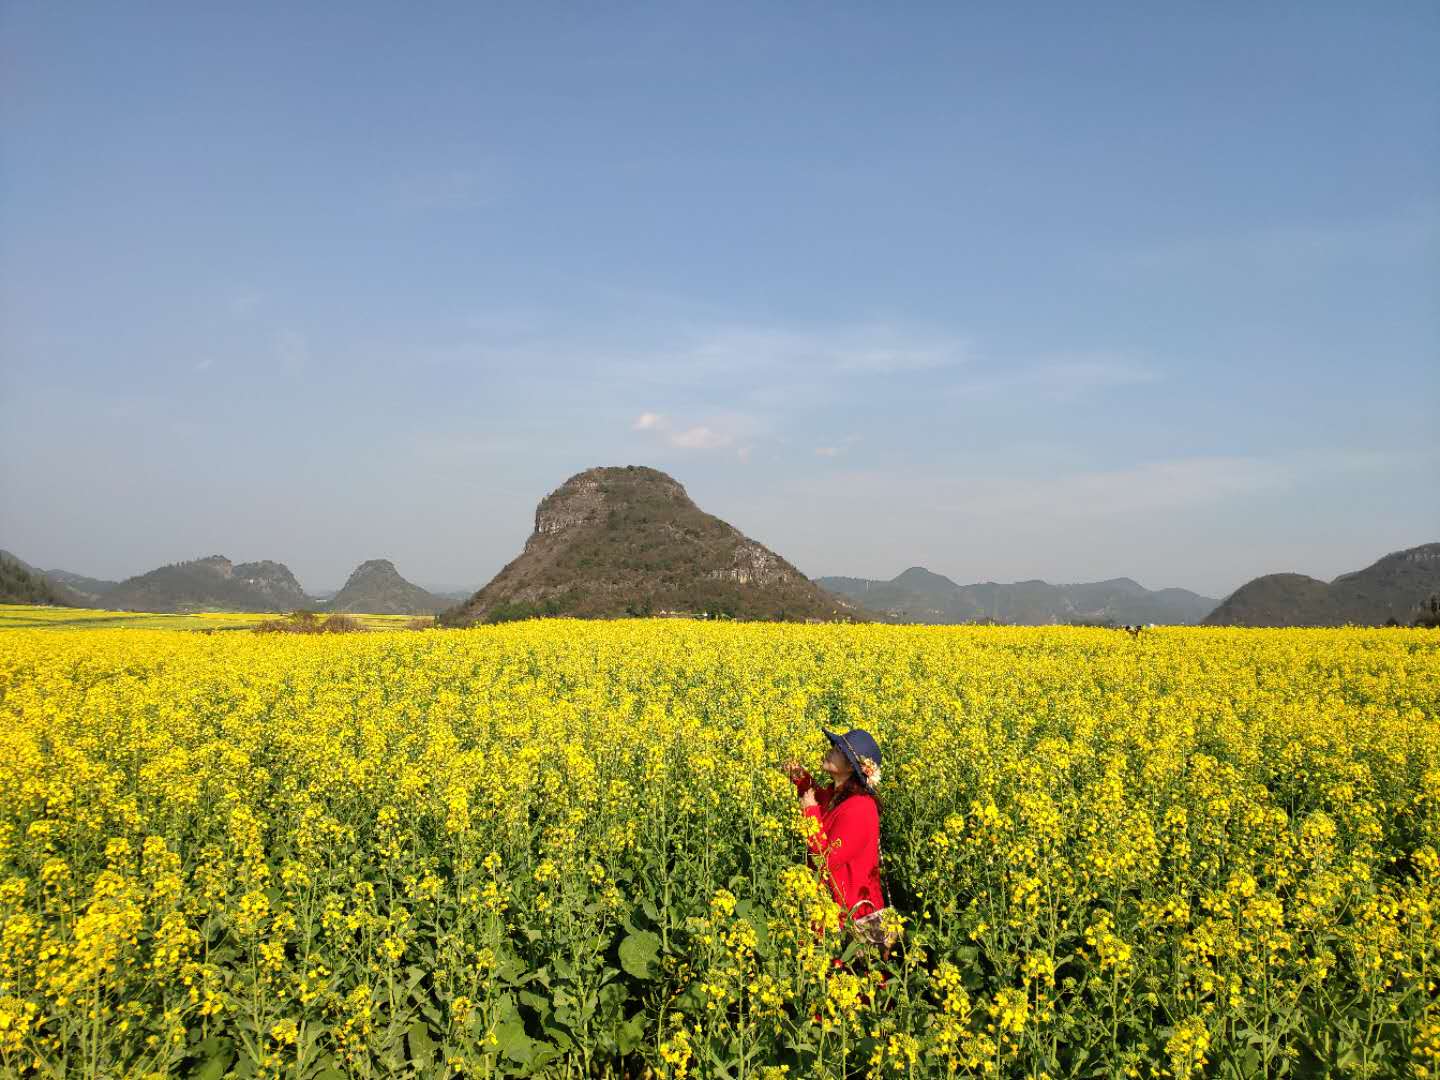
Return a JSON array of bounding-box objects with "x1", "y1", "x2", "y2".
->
[{"x1": 792, "y1": 770, "x2": 887, "y2": 923}]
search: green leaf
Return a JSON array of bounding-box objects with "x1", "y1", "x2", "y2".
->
[
  {"x1": 495, "y1": 1017, "x2": 534, "y2": 1064},
  {"x1": 406, "y1": 1020, "x2": 437, "y2": 1070},
  {"x1": 542, "y1": 1026, "x2": 575, "y2": 1051},
  {"x1": 496, "y1": 948, "x2": 527, "y2": 984},
  {"x1": 598, "y1": 981, "x2": 630, "y2": 1013},
  {"x1": 190, "y1": 1037, "x2": 235, "y2": 1080},
  {"x1": 616, "y1": 1011, "x2": 647, "y2": 1055},
  {"x1": 619, "y1": 929, "x2": 662, "y2": 980},
  {"x1": 674, "y1": 984, "x2": 706, "y2": 1015},
  {"x1": 530, "y1": 1040, "x2": 565, "y2": 1070}
]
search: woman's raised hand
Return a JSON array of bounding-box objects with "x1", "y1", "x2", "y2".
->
[{"x1": 782, "y1": 759, "x2": 807, "y2": 781}]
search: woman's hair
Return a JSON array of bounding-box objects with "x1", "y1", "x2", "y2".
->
[{"x1": 829, "y1": 773, "x2": 882, "y2": 814}]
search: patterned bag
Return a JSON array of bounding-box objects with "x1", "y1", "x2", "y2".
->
[{"x1": 848, "y1": 904, "x2": 902, "y2": 954}]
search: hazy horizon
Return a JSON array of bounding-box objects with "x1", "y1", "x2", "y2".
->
[
  {"x1": 11, "y1": 467, "x2": 1436, "y2": 602},
  {"x1": 3, "y1": 4, "x2": 1437, "y2": 600}
]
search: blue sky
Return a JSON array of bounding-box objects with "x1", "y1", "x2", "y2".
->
[{"x1": 2, "y1": 3, "x2": 1436, "y2": 598}]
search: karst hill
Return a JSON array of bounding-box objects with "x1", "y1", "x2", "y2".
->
[
  {"x1": 325, "y1": 559, "x2": 447, "y2": 615},
  {"x1": 1203, "y1": 542, "x2": 1440, "y2": 626},
  {"x1": 819, "y1": 567, "x2": 1219, "y2": 625},
  {"x1": 444, "y1": 465, "x2": 859, "y2": 624},
  {"x1": 104, "y1": 555, "x2": 310, "y2": 613}
]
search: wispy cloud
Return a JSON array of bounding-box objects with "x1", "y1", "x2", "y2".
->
[
  {"x1": 226, "y1": 288, "x2": 263, "y2": 317},
  {"x1": 804, "y1": 445, "x2": 1433, "y2": 526},
  {"x1": 947, "y1": 354, "x2": 1159, "y2": 402},
  {"x1": 600, "y1": 322, "x2": 972, "y2": 385},
  {"x1": 815, "y1": 435, "x2": 860, "y2": 458},
  {"x1": 803, "y1": 455, "x2": 1289, "y2": 523},
  {"x1": 630, "y1": 410, "x2": 758, "y2": 453},
  {"x1": 1108, "y1": 202, "x2": 1440, "y2": 278},
  {"x1": 669, "y1": 425, "x2": 731, "y2": 450}
]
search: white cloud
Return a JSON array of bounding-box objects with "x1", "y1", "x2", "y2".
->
[
  {"x1": 631, "y1": 410, "x2": 759, "y2": 452},
  {"x1": 815, "y1": 446, "x2": 841, "y2": 458},
  {"x1": 669, "y1": 425, "x2": 731, "y2": 450}
]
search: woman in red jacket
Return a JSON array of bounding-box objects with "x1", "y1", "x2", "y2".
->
[{"x1": 785, "y1": 727, "x2": 889, "y2": 942}]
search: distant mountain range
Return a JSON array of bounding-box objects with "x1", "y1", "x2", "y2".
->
[
  {"x1": 4, "y1": 478, "x2": 1435, "y2": 627},
  {"x1": 102, "y1": 555, "x2": 311, "y2": 613},
  {"x1": 444, "y1": 465, "x2": 859, "y2": 624},
  {"x1": 1203, "y1": 543, "x2": 1440, "y2": 627},
  {"x1": 422, "y1": 584, "x2": 485, "y2": 602},
  {"x1": 0, "y1": 547, "x2": 455, "y2": 617},
  {"x1": 818, "y1": 567, "x2": 1219, "y2": 625},
  {"x1": 41, "y1": 568, "x2": 120, "y2": 604}
]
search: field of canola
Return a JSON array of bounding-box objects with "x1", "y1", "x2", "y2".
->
[{"x1": 0, "y1": 622, "x2": 1437, "y2": 1079}]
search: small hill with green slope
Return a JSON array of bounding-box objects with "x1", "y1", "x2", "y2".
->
[
  {"x1": 325, "y1": 559, "x2": 447, "y2": 615},
  {"x1": 445, "y1": 466, "x2": 861, "y2": 624},
  {"x1": 42, "y1": 568, "x2": 120, "y2": 605},
  {"x1": 1203, "y1": 543, "x2": 1440, "y2": 626},
  {"x1": 105, "y1": 555, "x2": 311, "y2": 613},
  {"x1": 817, "y1": 568, "x2": 1218, "y2": 625},
  {"x1": 0, "y1": 550, "x2": 71, "y2": 605}
]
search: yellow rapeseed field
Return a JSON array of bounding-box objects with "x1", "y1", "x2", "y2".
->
[
  {"x1": 0, "y1": 622, "x2": 1437, "y2": 1078},
  {"x1": 0, "y1": 604, "x2": 429, "y2": 633}
]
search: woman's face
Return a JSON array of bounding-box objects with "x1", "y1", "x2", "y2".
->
[{"x1": 820, "y1": 743, "x2": 853, "y2": 784}]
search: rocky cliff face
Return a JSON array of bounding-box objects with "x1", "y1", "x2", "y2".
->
[
  {"x1": 232, "y1": 560, "x2": 308, "y2": 609},
  {"x1": 445, "y1": 465, "x2": 858, "y2": 624},
  {"x1": 710, "y1": 540, "x2": 794, "y2": 587}
]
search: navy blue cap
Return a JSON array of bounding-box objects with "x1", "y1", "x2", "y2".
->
[{"x1": 822, "y1": 727, "x2": 882, "y2": 792}]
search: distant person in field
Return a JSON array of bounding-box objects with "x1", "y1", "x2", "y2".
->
[{"x1": 784, "y1": 727, "x2": 894, "y2": 952}]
